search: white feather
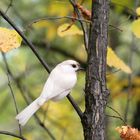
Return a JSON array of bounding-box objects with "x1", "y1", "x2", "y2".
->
[{"x1": 16, "y1": 97, "x2": 45, "y2": 126}]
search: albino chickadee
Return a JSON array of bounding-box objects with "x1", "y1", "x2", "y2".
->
[{"x1": 16, "y1": 60, "x2": 84, "y2": 126}]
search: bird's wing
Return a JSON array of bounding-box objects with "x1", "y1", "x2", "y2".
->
[
  {"x1": 39, "y1": 66, "x2": 76, "y2": 101},
  {"x1": 51, "y1": 88, "x2": 71, "y2": 101},
  {"x1": 39, "y1": 69, "x2": 70, "y2": 100}
]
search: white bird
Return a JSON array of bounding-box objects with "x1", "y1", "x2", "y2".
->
[{"x1": 16, "y1": 60, "x2": 83, "y2": 126}]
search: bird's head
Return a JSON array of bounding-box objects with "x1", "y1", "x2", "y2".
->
[{"x1": 58, "y1": 60, "x2": 84, "y2": 73}]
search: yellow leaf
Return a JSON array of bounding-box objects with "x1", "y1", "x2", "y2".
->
[
  {"x1": 136, "y1": 7, "x2": 140, "y2": 16},
  {"x1": 57, "y1": 23, "x2": 83, "y2": 37},
  {"x1": 132, "y1": 19, "x2": 140, "y2": 38},
  {"x1": 107, "y1": 47, "x2": 132, "y2": 74},
  {"x1": 0, "y1": 27, "x2": 22, "y2": 52}
]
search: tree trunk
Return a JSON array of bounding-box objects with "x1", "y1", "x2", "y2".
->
[{"x1": 82, "y1": 0, "x2": 110, "y2": 140}]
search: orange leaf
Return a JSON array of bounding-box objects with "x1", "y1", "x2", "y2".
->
[{"x1": 116, "y1": 126, "x2": 140, "y2": 140}]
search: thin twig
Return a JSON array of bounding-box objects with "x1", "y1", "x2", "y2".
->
[
  {"x1": 25, "y1": 8, "x2": 124, "y2": 34},
  {"x1": 67, "y1": 94, "x2": 83, "y2": 119},
  {"x1": 106, "y1": 69, "x2": 121, "y2": 76},
  {"x1": 2, "y1": 53, "x2": 22, "y2": 137},
  {"x1": 0, "y1": 131, "x2": 26, "y2": 140},
  {"x1": 109, "y1": 24, "x2": 123, "y2": 32},
  {"x1": 107, "y1": 105, "x2": 122, "y2": 118},
  {"x1": 124, "y1": 0, "x2": 139, "y2": 123},
  {"x1": 26, "y1": 16, "x2": 90, "y2": 29},
  {"x1": 5, "y1": 0, "x2": 13, "y2": 14},
  {"x1": 0, "y1": 63, "x2": 39, "y2": 93},
  {"x1": 7, "y1": 73, "x2": 22, "y2": 136},
  {"x1": 106, "y1": 115, "x2": 126, "y2": 125},
  {"x1": 69, "y1": 0, "x2": 89, "y2": 50},
  {"x1": 0, "y1": 9, "x2": 83, "y2": 120},
  {"x1": 106, "y1": 105, "x2": 126, "y2": 125},
  {"x1": 33, "y1": 115, "x2": 56, "y2": 140}
]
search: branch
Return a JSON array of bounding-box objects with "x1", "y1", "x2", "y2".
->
[
  {"x1": 0, "y1": 9, "x2": 83, "y2": 120},
  {"x1": 33, "y1": 115, "x2": 56, "y2": 140},
  {"x1": 124, "y1": 0, "x2": 139, "y2": 123},
  {"x1": 106, "y1": 115, "x2": 126, "y2": 125},
  {"x1": 69, "y1": 0, "x2": 89, "y2": 50},
  {"x1": 26, "y1": 16, "x2": 90, "y2": 30},
  {"x1": 7, "y1": 73, "x2": 22, "y2": 135},
  {"x1": 0, "y1": 131, "x2": 26, "y2": 140},
  {"x1": 2, "y1": 53, "x2": 23, "y2": 137},
  {"x1": 107, "y1": 105, "x2": 122, "y2": 118},
  {"x1": 106, "y1": 105, "x2": 126, "y2": 125},
  {"x1": 124, "y1": 48, "x2": 133, "y2": 119},
  {"x1": 25, "y1": 5, "x2": 125, "y2": 34},
  {"x1": 109, "y1": 24, "x2": 123, "y2": 32},
  {"x1": 2, "y1": 54, "x2": 19, "y2": 116},
  {"x1": 5, "y1": 0, "x2": 14, "y2": 14},
  {"x1": 67, "y1": 94, "x2": 83, "y2": 119}
]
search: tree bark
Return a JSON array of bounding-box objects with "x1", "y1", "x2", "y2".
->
[{"x1": 82, "y1": 0, "x2": 110, "y2": 140}]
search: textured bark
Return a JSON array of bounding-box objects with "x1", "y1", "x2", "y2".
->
[{"x1": 82, "y1": 0, "x2": 110, "y2": 140}]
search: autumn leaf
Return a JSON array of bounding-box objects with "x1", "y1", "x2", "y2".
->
[
  {"x1": 0, "y1": 27, "x2": 22, "y2": 52},
  {"x1": 76, "y1": 3, "x2": 91, "y2": 20},
  {"x1": 116, "y1": 126, "x2": 140, "y2": 140},
  {"x1": 131, "y1": 19, "x2": 140, "y2": 38},
  {"x1": 107, "y1": 47, "x2": 132, "y2": 74},
  {"x1": 136, "y1": 7, "x2": 140, "y2": 16},
  {"x1": 57, "y1": 23, "x2": 83, "y2": 37}
]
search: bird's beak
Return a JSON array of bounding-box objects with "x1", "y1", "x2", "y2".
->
[{"x1": 77, "y1": 66, "x2": 85, "y2": 71}]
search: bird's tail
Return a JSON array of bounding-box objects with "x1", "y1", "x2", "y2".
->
[{"x1": 16, "y1": 97, "x2": 46, "y2": 126}]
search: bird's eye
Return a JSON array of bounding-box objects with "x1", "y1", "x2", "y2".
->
[{"x1": 72, "y1": 64, "x2": 76, "y2": 68}]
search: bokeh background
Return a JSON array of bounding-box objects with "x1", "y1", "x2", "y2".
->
[{"x1": 0, "y1": 0, "x2": 140, "y2": 140}]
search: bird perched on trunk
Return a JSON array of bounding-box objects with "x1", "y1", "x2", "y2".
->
[{"x1": 16, "y1": 60, "x2": 84, "y2": 126}]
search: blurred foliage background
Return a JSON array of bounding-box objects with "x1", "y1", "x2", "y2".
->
[{"x1": 0, "y1": 0, "x2": 140, "y2": 140}]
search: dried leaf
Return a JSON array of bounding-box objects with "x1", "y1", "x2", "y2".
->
[
  {"x1": 132, "y1": 19, "x2": 140, "y2": 38},
  {"x1": 116, "y1": 126, "x2": 140, "y2": 140},
  {"x1": 107, "y1": 47, "x2": 132, "y2": 74},
  {"x1": 0, "y1": 27, "x2": 22, "y2": 52},
  {"x1": 76, "y1": 3, "x2": 91, "y2": 20},
  {"x1": 57, "y1": 23, "x2": 83, "y2": 37}
]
